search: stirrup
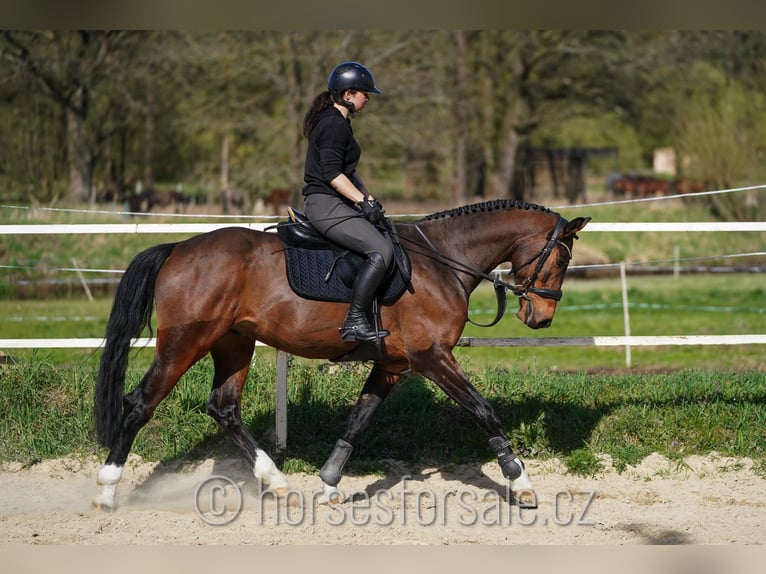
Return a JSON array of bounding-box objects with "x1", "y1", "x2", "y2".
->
[{"x1": 340, "y1": 323, "x2": 390, "y2": 342}]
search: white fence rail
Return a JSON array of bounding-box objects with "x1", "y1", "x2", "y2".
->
[
  {"x1": 4, "y1": 334, "x2": 766, "y2": 349},
  {"x1": 2, "y1": 221, "x2": 766, "y2": 234}
]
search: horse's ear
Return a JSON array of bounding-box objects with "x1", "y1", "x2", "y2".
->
[{"x1": 563, "y1": 217, "x2": 591, "y2": 240}]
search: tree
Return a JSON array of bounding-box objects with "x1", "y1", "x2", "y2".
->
[
  {"x1": 0, "y1": 31, "x2": 137, "y2": 202},
  {"x1": 3, "y1": 30, "x2": 766, "y2": 211},
  {"x1": 674, "y1": 62, "x2": 766, "y2": 220},
  {"x1": 435, "y1": 31, "x2": 646, "y2": 201},
  {"x1": 0, "y1": 61, "x2": 66, "y2": 202}
]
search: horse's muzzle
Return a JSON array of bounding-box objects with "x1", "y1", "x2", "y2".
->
[{"x1": 516, "y1": 298, "x2": 554, "y2": 329}]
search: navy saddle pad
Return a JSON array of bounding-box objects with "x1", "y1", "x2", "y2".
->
[
  {"x1": 276, "y1": 210, "x2": 411, "y2": 304},
  {"x1": 282, "y1": 246, "x2": 409, "y2": 304}
]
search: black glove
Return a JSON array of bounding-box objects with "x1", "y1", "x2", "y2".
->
[{"x1": 359, "y1": 199, "x2": 384, "y2": 224}]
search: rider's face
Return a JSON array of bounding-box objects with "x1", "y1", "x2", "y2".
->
[{"x1": 345, "y1": 89, "x2": 370, "y2": 112}]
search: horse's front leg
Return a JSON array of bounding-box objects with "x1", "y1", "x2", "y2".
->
[
  {"x1": 318, "y1": 365, "x2": 401, "y2": 504},
  {"x1": 411, "y1": 346, "x2": 534, "y2": 498}
]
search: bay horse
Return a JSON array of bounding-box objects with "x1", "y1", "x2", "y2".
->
[
  {"x1": 92, "y1": 199, "x2": 590, "y2": 509},
  {"x1": 262, "y1": 187, "x2": 294, "y2": 215},
  {"x1": 126, "y1": 188, "x2": 191, "y2": 215}
]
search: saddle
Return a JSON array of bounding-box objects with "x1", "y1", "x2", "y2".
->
[{"x1": 275, "y1": 207, "x2": 412, "y2": 305}]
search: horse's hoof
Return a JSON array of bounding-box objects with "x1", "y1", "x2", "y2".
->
[
  {"x1": 513, "y1": 489, "x2": 538, "y2": 509},
  {"x1": 91, "y1": 500, "x2": 116, "y2": 512},
  {"x1": 316, "y1": 486, "x2": 343, "y2": 506}
]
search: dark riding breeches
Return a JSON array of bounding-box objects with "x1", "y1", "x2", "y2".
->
[{"x1": 303, "y1": 193, "x2": 394, "y2": 267}]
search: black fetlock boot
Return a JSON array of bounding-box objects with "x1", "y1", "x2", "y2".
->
[{"x1": 340, "y1": 252, "x2": 390, "y2": 342}]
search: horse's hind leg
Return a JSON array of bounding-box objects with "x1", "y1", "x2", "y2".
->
[
  {"x1": 94, "y1": 358, "x2": 187, "y2": 509},
  {"x1": 206, "y1": 334, "x2": 288, "y2": 493},
  {"x1": 318, "y1": 365, "x2": 402, "y2": 503}
]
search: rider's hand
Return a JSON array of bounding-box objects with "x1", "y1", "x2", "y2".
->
[{"x1": 359, "y1": 198, "x2": 384, "y2": 224}]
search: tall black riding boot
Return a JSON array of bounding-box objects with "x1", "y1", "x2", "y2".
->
[{"x1": 340, "y1": 252, "x2": 390, "y2": 342}]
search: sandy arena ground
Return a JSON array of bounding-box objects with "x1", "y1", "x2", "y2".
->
[{"x1": 0, "y1": 452, "x2": 763, "y2": 546}]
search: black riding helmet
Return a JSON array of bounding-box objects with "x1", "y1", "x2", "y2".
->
[{"x1": 328, "y1": 62, "x2": 381, "y2": 112}]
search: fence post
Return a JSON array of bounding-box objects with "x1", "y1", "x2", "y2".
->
[
  {"x1": 620, "y1": 261, "x2": 632, "y2": 368},
  {"x1": 71, "y1": 258, "x2": 94, "y2": 302},
  {"x1": 275, "y1": 349, "x2": 288, "y2": 450}
]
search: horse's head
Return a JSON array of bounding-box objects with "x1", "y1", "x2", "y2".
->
[{"x1": 510, "y1": 215, "x2": 590, "y2": 329}]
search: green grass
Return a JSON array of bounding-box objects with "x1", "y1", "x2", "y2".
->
[
  {"x1": 563, "y1": 449, "x2": 604, "y2": 477},
  {"x1": 0, "y1": 353, "x2": 96, "y2": 462},
  {"x1": 0, "y1": 355, "x2": 763, "y2": 479}
]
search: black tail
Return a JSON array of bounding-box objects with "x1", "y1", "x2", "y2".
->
[{"x1": 94, "y1": 242, "x2": 177, "y2": 449}]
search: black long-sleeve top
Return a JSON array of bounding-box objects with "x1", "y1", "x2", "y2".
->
[{"x1": 302, "y1": 106, "x2": 362, "y2": 197}]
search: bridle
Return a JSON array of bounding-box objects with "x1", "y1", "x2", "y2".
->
[
  {"x1": 508, "y1": 216, "x2": 569, "y2": 303},
  {"x1": 410, "y1": 215, "x2": 571, "y2": 327}
]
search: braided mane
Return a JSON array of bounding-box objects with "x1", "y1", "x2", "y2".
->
[{"x1": 420, "y1": 199, "x2": 552, "y2": 221}]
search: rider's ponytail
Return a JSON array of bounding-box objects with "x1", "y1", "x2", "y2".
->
[{"x1": 302, "y1": 91, "x2": 334, "y2": 138}]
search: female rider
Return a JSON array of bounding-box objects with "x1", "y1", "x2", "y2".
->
[{"x1": 301, "y1": 61, "x2": 393, "y2": 343}]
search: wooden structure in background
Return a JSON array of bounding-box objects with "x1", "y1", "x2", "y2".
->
[{"x1": 515, "y1": 146, "x2": 618, "y2": 202}]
